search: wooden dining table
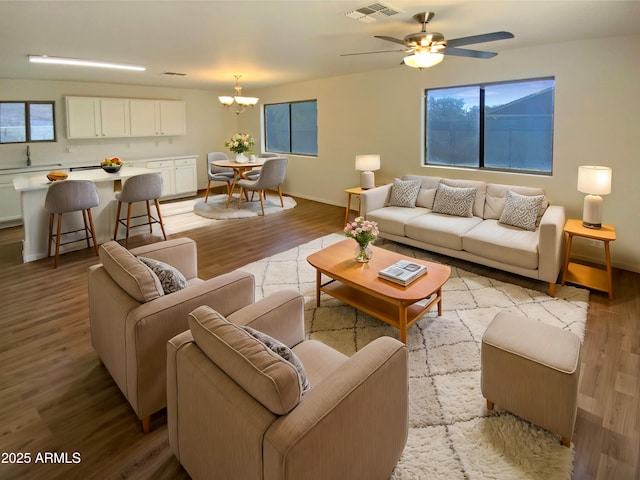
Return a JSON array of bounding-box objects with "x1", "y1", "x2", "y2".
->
[{"x1": 211, "y1": 159, "x2": 264, "y2": 207}]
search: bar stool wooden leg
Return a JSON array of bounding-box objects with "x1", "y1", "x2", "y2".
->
[
  {"x1": 113, "y1": 201, "x2": 122, "y2": 241},
  {"x1": 86, "y1": 208, "x2": 99, "y2": 256},
  {"x1": 125, "y1": 203, "x2": 133, "y2": 248},
  {"x1": 54, "y1": 213, "x2": 63, "y2": 269},
  {"x1": 146, "y1": 200, "x2": 153, "y2": 233},
  {"x1": 154, "y1": 199, "x2": 167, "y2": 240},
  {"x1": 48, "y1": 213, "x2": 55, "y2": 258},
  {"x1": 81, "y1": 209, "x2": 91, "y2": 248}
]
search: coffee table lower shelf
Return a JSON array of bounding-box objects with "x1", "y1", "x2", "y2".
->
[{"x1": 320, "y1": 280, "x2": 441, "y2": 342}]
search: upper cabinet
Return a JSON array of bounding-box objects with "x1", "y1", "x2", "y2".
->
[
  {"x1": 66, "y1": 96, "x2": 186, "y2": 139},
  {"x1": 66, "y1": 97, "x2": 130, "y2": 139},
  {"x1": 130, "y1": 99, "x2": 187, "y2": 137}
]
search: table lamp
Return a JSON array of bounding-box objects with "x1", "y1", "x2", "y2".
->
[
  {"x1": 577, "y1": 165, "x2": 612, "y2": 229},
  {"x1": 355, "y1": 154, "x2": 380, "y2": 190}
]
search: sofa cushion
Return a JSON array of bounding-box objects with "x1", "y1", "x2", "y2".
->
[
  {"x1": 404, "y1": 175, "x2": 441, "y2": 209},
  {"x1": 138, "y1": 256, "x2": 189, "y2": 294},
  {"x1": 441, "y1": 179, "x2": 486, "y2": 217},
  {"x1": 405, "y1": 213, "x2": 483, "y2": 251},
  {"x1": 241, "y1": 325, "x2": 311, "y2": 393},
  {"x1": 484, "y1": 183, "x2": 549, "y2": 221},
  {"x1": 98, "y1": 241, "x2": 164, "y2": 303},
  {"x1": 432, "y1": 184, "x2": 477, "y2": 218},
  {"x1": 188, "y1": 305, "x2": 303, "y2": 415},
  {"x1": 367, "y1": 206, "x2": 430, "y2": 237},
  {"x1": 388, "y1": 178, "x2": 421, "y2": 207},
  {"x1": 499, "y1": 190, "x2": 544, "y2": 231},
  {"x1": 463, "y1": 220, "x2": 539, "y2": 270}
]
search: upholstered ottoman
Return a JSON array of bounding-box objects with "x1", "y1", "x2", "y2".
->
[{"x1": 481, "y1": 311, "x2": 581, "y2": 447}]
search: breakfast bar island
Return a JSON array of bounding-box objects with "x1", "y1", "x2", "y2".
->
[{"x1": 13, "y1": 166, "x2": 156, "y2": 263}]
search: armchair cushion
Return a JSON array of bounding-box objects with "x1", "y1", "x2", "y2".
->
[
  {"x1": 189, "y1": 305, "x2": 304, "y2": 415},
  {"x1": 138, "y1": 256, "x2": 189, "y2": 294},
  {"x1": 99, "y1": 241, "x2": 163, "y2": 303}
]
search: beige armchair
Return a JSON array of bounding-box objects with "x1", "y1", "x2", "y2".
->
[
  {"x1": 167, "y1": 290, "x2": 408, "y2": 480},
  {"x1": 88, "y1": 238, "x2": 255, "y2": 433}
]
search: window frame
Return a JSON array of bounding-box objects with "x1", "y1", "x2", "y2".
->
[
  {"x1": 424, "y1": 77, "x2": 554, "y2": 175},
  {"x1": 0, "y1": 100, "x2": 57, "y2": 144},
  {"x1": 263, "y1": 99, "x2": 318, "y2": 156}
]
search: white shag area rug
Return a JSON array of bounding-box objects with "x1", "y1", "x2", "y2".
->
[
  {"x1": 193, "y1": 193, "x2": 296, "y2": 219},
  {"x1": 239, "y1": 234, "x2": 590, "y2": 480}
]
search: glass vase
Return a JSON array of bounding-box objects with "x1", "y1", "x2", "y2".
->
[
  {"x1": 355, "y1": 242, "x2": 373, "y2": 263},
  {"x1": 236, "y1": 153, "x2": 248, "y2": 163}
]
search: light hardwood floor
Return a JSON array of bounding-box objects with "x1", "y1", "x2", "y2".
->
[{"x1": 0, "y1": 194, "x2": 637, "y2": 479}]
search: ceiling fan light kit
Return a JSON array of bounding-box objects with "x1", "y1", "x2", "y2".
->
[{"x1": 342, "y1": 11, "x2": 514, "y2": 69}]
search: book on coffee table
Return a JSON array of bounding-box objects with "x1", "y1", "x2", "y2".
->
[{"x1": 378, "y1": 260, "x2": 428, "y2": 286}]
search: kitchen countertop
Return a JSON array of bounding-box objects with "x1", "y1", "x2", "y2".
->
[{"x1": 13, "y1": 167, "x2": 153, "y2": 192}]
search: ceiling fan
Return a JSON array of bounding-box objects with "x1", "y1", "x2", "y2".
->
[{"x1": 342, "y1": 12, "x2": 514, "y2": 69}]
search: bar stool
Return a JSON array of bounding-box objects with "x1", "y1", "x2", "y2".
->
[
  {"x1": 113, "y1": 173, "x2": 167, "y2": 248},
  {"x1": 45, "y1": 180, "x2": 100, "y2": 268}
]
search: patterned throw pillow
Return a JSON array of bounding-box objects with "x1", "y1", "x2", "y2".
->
[
  {"x1": 499, "y1": 190, "x2": 544, "y2": 231},
  {"x1": 388, "y1": 178, "x2": 421, "y2": 208},
  {"x1": 242, "y1": 325, "x2": 311, "y2": 393},
  {"x1": 138, "y1": 256, "x2": 189, "y2": 294},
  {"x1": 432, "y1": 183, "x2": 477, "y2": 217}
]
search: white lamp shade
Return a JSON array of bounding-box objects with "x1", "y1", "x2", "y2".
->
[
  {"x1": 577, "y1": 166, "x2": 612, "y2": 195},
  {"x1": 403, "y1": 52, "x2": 444, "y2": 69},
  {"x1": 355, "y1": 154, "x2": 380, "y2": 172}
]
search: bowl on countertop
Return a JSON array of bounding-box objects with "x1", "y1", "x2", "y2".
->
[{"x1": 101, "y1": 165, "x2": 121, "y2": 173}]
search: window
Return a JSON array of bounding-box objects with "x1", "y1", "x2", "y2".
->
[
  {"x1": 264, "y1": 100, "x2": 317, "y2": 155},
  {"x1": 425, "y1": 78, "x2": 554, "y2": 174},
  {"x1": 0, "y1": 101, "x2": 56, "y2": 144}
]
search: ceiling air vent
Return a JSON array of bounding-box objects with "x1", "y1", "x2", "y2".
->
[
  {"x1": 345, "y1": 2, "x2": 401, "y2": 23},
  {"x1": 163, "y1": 72, "x2": 187, "y2": 76}
]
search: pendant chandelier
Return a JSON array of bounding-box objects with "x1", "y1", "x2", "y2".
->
[{"x1": 218, "y1": 75, "x2": 259, "y2": 115}]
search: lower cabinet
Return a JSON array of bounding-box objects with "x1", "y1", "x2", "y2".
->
[
  {"x1": 133, "y1": 156, "x2": 198, "y2": 199},
  {"x1": 146, "y1": 160, "x2": 176, "y2": 198},
  {"x1": 0, "y1": 178, "x2": 22, "y2": 225},
  {"x1": 174, "y1": 157, "x2": 198, "y2": 195}
]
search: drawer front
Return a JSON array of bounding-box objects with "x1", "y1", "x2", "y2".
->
[
  {"x1": 174, "y1": 157, "x2": 196, "y2": 167},
  {"x1": 147, "y1": 160, "x2": 174, "y2": 169}
]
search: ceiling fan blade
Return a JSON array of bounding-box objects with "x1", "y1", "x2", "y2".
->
[
  {"x1": 341, "y1": 49, "x2": 408, "y2": 57},
  {"x1": 375, "y1": 35, "x2": 409, "y2": 47},
  {"x1": 441, "y1": 47, "x2": 497, "y2": 59},
  {"x1": 446, "y1": 31, "x2": 514, "y2": 48}
]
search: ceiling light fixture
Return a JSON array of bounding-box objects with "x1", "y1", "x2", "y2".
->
[
  {"x1": 403, "y1": 51, "x2": 444, "y2": 69},
  {"x1": 218, "y1": 75, "x2": 259, "y2": 115},
  {"x1": 28, "y1": 55, "x2": 146, "y2": 71}
]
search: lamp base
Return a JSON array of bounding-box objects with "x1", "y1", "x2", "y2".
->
[
  {"x1": 360, "y1": 171, "x2": 375, "y2": 190},
  {"x1": 582, "y1": 194, "x2": 603, "y2": 229}
]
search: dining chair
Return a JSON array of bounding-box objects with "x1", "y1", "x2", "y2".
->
[
  {"x1": 237, "y1": 157, "x2": 288, "y2": 216},
  {"x1": 204, "y1": 152, "x2": 234, "y2": 202},
  {"x1": 44, "y1": 180, "x2": 100, "y2": 268},
  {"x1": 245, "y1": 152, "x2": 278, "y2": 182},
  {"x1": 113, "y1": 172, "x2": 167, "y2": 248}
]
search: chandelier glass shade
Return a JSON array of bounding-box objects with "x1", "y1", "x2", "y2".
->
[
  {"x1": 218, "y1": 75, "x2": 259, "y2": 114},
  {"x1": 403, "y1": 51, "x2": 444, "y2": 69}
]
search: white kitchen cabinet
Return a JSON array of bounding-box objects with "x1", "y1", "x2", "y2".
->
[
  {"x1": 0, "y1": 176, "x2": 22, "y2": 224},
  {"x1": 66, "y1": 97, "x2": 130, "y2": 139},
  {"x1": 174, "y1": 157, "x2": 197, "y2": 195},
  {"x1": 129, "y1": 99, "x2": 187, "y2": 137},
  {"x1": 146, "y1": 160, "x2": 176, "y2": 197}
]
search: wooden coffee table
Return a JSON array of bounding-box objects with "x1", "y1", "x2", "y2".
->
[{"x1": 307, "y1": 240, "x2": 451, "y2": 343}]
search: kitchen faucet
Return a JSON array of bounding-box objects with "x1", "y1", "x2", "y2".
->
[{"x1": 27, "y1": 145, "x2": 31, "y2": 166}]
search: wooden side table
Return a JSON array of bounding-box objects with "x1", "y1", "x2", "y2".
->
[
  {"x1": 561, "y1": 218, "x2": 616, "y2": 299},
  {"x1": 344, "y1": 187, "x2": 367, "y2": 225}
]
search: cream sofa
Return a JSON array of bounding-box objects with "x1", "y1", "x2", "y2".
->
[
  {"x1": 88, "y1": 238, "x2": 255, "y2": 432},
  {"x1": 167, "y1": 291, "x2": 408, "y2": 480},
  {"x1": 361, "y1": 175, "x2": 565, "y2": 295}
]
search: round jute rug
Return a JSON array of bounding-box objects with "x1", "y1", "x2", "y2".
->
[{"x1": 193, "y1": 193, "x2": 296, "y2": 220}]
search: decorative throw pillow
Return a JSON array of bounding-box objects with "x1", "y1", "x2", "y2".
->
[
  {"x1": 242, "y1": 325, "x2": 311, "y2": 393},
  {"x1": 499, "y1": 190, "x2": 544, "y2": 231},
  {"x1": 138, "y1": 256, "x2": 188, "y2": 294},
  {"x1": 388, "y1": 178, "x2": 421, "y2": 208},
  {"x1": 432, "y1": 183, "x2": 477, "y2": 217}
]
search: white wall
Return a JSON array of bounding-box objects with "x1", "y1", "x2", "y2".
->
[
  {"x1": 238, "y1": 34, "x2": 640, "y2": 273},
  {"x1": 2, "y1": 34, "x2": 638, "y2": 272},
  {"x1": 0, "y1": 79, "x2": 238, "y2": 188}
]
